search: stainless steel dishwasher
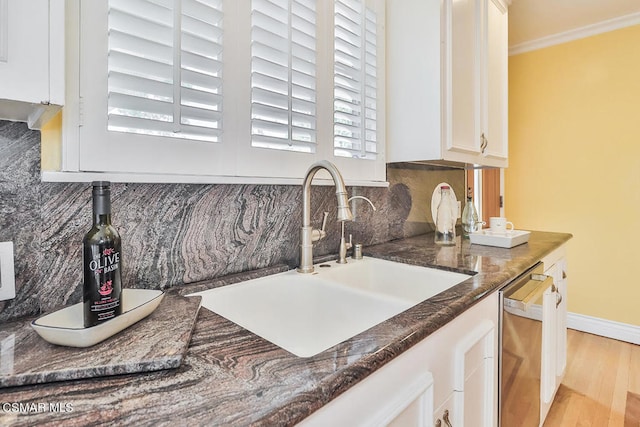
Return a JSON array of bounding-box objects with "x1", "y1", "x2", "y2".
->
[{"x1": 499, "y1": 262, "x2": 554, "y2": 427}]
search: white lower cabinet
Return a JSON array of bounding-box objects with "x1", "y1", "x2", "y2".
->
[
  {"x1": 434, "y1": 392, "x2": 457, "y2": 426},
  {"x1": 452, "y1": 318, "x2": 496, "y2": 426},
  {"x1": 540, "y1": 246, "x2": 568, "y2": 423},
  {"x1": 299, "y1": 340, "x2": 435, "y2": 427},
  {"x1": 300, "y1": 292, "x2": 498, "y2": 426}
]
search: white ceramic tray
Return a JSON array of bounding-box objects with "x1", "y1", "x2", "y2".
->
[
  {"x1": 469, "y1": 230, "x2": 531, "y2": 248},
  {"x1": 31, "y1": 289, "x2": 164, "y2": 347}
]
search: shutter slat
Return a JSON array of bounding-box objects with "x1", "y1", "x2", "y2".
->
[
  {"x1": 109, "y1": 115, "x2": 221, "y2": 142},
  {"x1": 182, "y1": 68, "x2": 222, "y2": 94},
  {"x1": 335, "y1": 74, "x2": 361, "y2": 93},
  {"x1": 109, "y1": 92, "x2": 173, "y2": 121},
  {"x1": 252, "y1": 104, "x2": 290, "y2": 125},
  {"x1": 110, "y1": 0, "x2": 173, "y2": 26},
  {"x1": 181, "y1": 86, "x2": 222, "y2": 111},
  {"x1": 252, "y1": 9, "x2": 288, "y2": 34},
  {"x1": 110, "y1": 51, "x2": 173, "y2": 83},
  {"x1": 109, "y1": 71, "x2": 173, "y2": 101},
  {"x1": 181, "y1": 51, "x2": 222, "y2": 77},
  {"x1": 182, "y1": 15, "x2": 223, "y2": 43},
  {"x1": 250, "y1": 0, "x2": 317, "y2": 153},
  {"x1": 333, "y1": 0, "x2": 378, "y2": 159},
  {"x1": 291, "y1": 96, "x2": 315, "y2": 115},
  {"x1": 109, "y1": 30, "x2": 172, "y2": 66},
  {"x1": 291, "y1": 112, "x2": 315, "y2": 133},
  {"x1": 108, "y1": 0, "x2": 224, "y2": 143},
  {"x1": 252, "y1": 87, "x2": 289, "y2": 110},
  {"x1": 181, "y1": 105, "x2": 221, "y2": 129},
  {"x1": 291, "y1": 56, "x2": 315, "y2": 76},
  {"x1": 252, "y1": 135, "x2": 315, "y2": 153},
  {"x1": 109, "y1": 8, "x2": 173, "y2": 47},
  {"x1": 252, "y1": 117, "x2": 290, "y2": 139},
  {"x1": 291, "y1": 41, "x2": 315, "y2": 64},
  {"x1": 291, "y1": 1, "x2": 315, "y2": 26},
  {"x1": 182, "y1": 0, "x2": 222, "y2": 24},
  {"x1": 335, "y1": 49, "x2": 361, "y2": 69},
  {"x1": 291, "y1": 83, "x2": 315, "y2": 103},
  {"x1": 251, "y1": 41, "x2": 289, "y2": 70},
  {"x1": 252, "y1": 71, "x2": 289, "y2": 95},
  {"x1": 182, "y1": 32, "x2": 222, "y2": 60},
  {"x1": 252, "y1": 28, "x2": 290, "y2": 60}
]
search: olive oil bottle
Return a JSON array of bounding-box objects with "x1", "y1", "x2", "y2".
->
[{"x1": 83, "y1": 181, "x2": 123, "y2": 327}]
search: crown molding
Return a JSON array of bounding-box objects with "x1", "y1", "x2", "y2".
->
[{"x1": 509, "y1": 11, "x2": 640, "y2": 56}]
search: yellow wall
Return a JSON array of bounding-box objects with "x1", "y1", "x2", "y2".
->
[
  {"x1": 40, "y1": 111, "x2": 62, "y2": 170},
  {"x1": 506, "y1": 25, "x2": 640, "y2": 326}
]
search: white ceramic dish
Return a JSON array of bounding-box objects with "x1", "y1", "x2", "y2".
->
[
  {"x1": 469, "y1": 229, "x2": 531, "y2": 248},
  {"x1": 31, "y1": 289, "x2": 164, "y2": 348}
]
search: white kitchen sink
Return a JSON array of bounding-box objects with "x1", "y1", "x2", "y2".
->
[{"x1": 188, "y1": 257, "x2": 471, "y2": 357}]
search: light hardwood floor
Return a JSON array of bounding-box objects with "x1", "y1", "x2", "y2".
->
[{"x1": 544, "y1": 329, "x2": 640, "y2": 426}]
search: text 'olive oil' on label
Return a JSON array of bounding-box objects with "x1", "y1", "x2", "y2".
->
[{"x1": 83, "y1": 181, "x2": 123, "y2": 328}]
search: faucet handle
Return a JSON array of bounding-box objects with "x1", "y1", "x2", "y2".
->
[
  {"x1": 320, "y1": 211, "x2": 329, "y2": 232},
  {"x1": 311, "y1": 211, "x2": 329, "y2": 242}
]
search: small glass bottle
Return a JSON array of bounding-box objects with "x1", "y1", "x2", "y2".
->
[
  {"x1": 83, "y1": 181, "x2": 123, "y2": 327},
  {"x1": 461, "y1": 187, "x2": 479, "y2": 238},
  {"x1": 435, "y1": 185, "x2": 456, "y2": 246}
]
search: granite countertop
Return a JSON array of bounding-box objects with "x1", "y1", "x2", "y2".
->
[{"x1": 0, "y1": 231, "x2": 571, "y2": 426}]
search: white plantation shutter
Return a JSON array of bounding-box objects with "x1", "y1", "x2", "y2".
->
[
  {"x1": 250, "y1": 0, "x2": 317, "y2": 153},
  {"x1": 107, "y1": 0, "x2": 223, "y2": 143},
  {"x1": 333, "y1": 0, "x2": 378, "y2": 160},
  {"x1": 70, "y1": 0, "x2": 385, "y2": 182}
]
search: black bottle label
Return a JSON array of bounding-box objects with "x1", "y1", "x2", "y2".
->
[{"x1": 83, "y1": 241, "x2": 123, "y2": 327}]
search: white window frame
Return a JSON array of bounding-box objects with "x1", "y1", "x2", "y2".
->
[
  {"x1": 330, "y1": 0, "x2": 386, "y2": 184},
  {"x1": 52, "y1": 0, "x2": 387, "y2": 186}
]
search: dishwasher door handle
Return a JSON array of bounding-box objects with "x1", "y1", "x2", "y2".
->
[{"x1": 504, "y1": 274, "x2": 554, "y2": 311}]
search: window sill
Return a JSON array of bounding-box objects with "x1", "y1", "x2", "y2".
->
[{"x1": 41, "y1": 171, "x2": 390, "y2": 188}]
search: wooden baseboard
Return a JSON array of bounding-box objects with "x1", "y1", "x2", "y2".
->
[{"x1": 513, "y1": 304, "x2": 640, "y2": 346}]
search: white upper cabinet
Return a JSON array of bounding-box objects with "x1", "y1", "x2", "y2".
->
[
  {"x1": 0, "y1": 0, "x2": 64, "y2": 129},
  {"x1": 483, "y1": 0, "x2": 509, "y2": 166},
  {"x1": 386, "y1": 0, "x2": 508, "y2": 168}
]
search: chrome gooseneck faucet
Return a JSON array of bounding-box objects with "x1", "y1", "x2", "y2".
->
[{"x1": 298, "y1": 160, "x2": 353, "y2": 274}]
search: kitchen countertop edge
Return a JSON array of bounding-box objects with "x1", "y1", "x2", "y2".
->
[{"x1": 0, "y1": 231, "x2": 572, "y2": 427}]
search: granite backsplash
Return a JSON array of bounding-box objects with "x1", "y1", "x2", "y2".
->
[{"x1": 0, "y1": 120, "x2": 464, "y2": 321}]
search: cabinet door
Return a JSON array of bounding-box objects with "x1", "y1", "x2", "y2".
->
[
  {"x1": 454, "y1": 319, "x2": 496, "y2": 427},
  {"x1": 446, "y1": 0, "x2": 482, "y2": 158},
  {"x1": 299, "y1": 349, "x2": 434, "y2": 426},
  {"x1": 482, "y1": 0, "x2": 508, "y2": 166},
  {"x1": 445, "y1": 0, "x2": 508, "y2": 167},
  {"x1": 385, "y1": 0, "x2": 443, "y2": 164},
  {"x1": 0, "y1": 0, "x2": 49, "y2": 104},
  {"x1": 552, "y1": 258, "x2": 568, "y2": 377},
  {"x1": 540, "y1": 256, "x2": 568, "y2": 424},
  {"x1": 434, "y1": 392, "x2": 458, "y2": 427},
  {"x1": 556, "y1": 258, "x2": 568, "y2": 376},
  {"x1": 541, "y1": 284, "x2": 558, "y2": 405},
  {"x1": 386, "y1": 0, "x2": 508, "y2": 167},
  {"x1": 301, "y1": 291, "x2": 498, "y2": 426}
]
